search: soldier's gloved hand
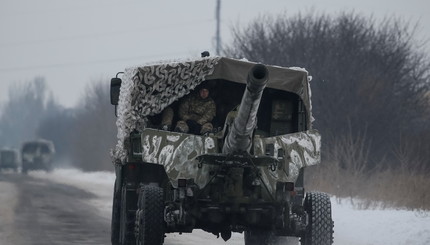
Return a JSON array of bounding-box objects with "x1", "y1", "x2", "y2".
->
[
  {"x1": 186, "y1": 120, "x2": 198, "y2": 126},
  {"x1": 186, "y1": 120, "x2": 202, "y2": 135},
  {"x1": 197, "y1": 119, "x2": 206, "y2": 125},
  {"x1": 161, "y1": 124, "x2": 170, "y2": 131}
]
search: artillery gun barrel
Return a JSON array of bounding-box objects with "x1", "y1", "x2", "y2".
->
[{"x1": 222, "y1": 64, "x2": 269, "y2": 154}]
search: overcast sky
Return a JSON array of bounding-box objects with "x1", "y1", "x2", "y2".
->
[{"x1": 1, "y1": 0, "x2": 428, "y2": 108}]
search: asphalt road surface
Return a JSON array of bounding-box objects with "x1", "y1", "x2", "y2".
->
[
  {"x1": 0, "y1": 172, "x2": 110, "y2": 245},
  {"x1": 0, "y1": 171, "x2": 297, "y2": 245}
]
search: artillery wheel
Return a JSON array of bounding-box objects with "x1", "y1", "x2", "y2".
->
[
  {"x1": 301, "y1": 192, "x2": 334, "y2": 245},
  {"x1": 136, "y1": 185, "x2": 165, "y2": 245}
]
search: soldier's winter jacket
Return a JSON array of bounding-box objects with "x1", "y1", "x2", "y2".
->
[{"x1": 178, "y1": 93, "x2": 216, "y2": 125}]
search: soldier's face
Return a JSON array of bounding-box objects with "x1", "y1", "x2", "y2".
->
[{"x1": 199, "y1": 89, "x2": 209, "y2": 99}]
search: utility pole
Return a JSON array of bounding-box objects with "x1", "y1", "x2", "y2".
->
[{"x1": 215, "y1": 0, "x2": 221, "y2": 55}]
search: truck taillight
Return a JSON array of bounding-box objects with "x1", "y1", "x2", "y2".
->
[
  {"x1": 128, "y1": 163, "x2": 136, "y2": 170},
  {"x1": 178, "y1": 178, "x2": 187, "y2": 187}
]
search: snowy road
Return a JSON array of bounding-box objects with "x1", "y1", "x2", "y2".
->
[
  {"x1": 0, "y1": 172, "x2": 110, "y2": 245},
  {"x1": 1, "y1": 168, "x2": 430, "y2": 245},
  {"x1": 0, "y1": 170, "x2": 246, "y2": 245}
]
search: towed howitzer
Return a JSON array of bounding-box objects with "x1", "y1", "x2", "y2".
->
[{"x1": 222, "y1": 64, "x2": 269, "y2": 154}]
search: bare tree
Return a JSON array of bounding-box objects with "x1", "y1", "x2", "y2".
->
[
  {"x1": 224, "y1": 12, "x2": 430, "y2": 169},
  {"x1": 68, "y1": 80, "x2": 117, "y2": 171},
  {"x1": 0, "y1": 77, "x2": 55, "y2": 148},
  {"x1": 1, "y1": 78, "x2": 117, "y2": 171}
]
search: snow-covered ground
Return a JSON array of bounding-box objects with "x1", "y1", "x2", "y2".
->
[
  {"x1": 333, "y1": 198, "x2": 430, "y2": 245},
  {"x1": 28, "y1": 168, "x2": 430, "y2": 245},
  {"x1": 30, "y1": 168, "x2": 115, "y2": 220}
]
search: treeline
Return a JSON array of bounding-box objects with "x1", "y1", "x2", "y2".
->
[
  {"x1": 0, "y1": 78, "x2": 116, "y2": 171},
  {"x1": 224, "y1": 12, "x2": 430, "y2": 209}
]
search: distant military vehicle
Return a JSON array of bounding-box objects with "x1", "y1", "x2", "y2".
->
[
  {"x1": 0, "y1": 148, "x2": 19, "y2": 172},
  {"x1": 110, "y1": 56, "x2": 333, "y2": 245},
  {"x1": 21, "y1": 139, "x2": 55, "y2": 174}
]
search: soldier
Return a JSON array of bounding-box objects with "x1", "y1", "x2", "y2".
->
[
  {"x1": 174, "y1": 85, "x2": 216, "y2": 135},
  {"x1": 160, "y1": 106, "x2": 174, "y2": 130}
]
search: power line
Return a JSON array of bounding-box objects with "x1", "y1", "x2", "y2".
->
[
  {"x1": 1, "y1": 1, "x2": 138, "y2": 18},
  {"x1": 0, "y1": 18, "x2": 214, "y2": 48},
  {"x1": 0, "y1": 51, "x2": 191, "y2": 72}
]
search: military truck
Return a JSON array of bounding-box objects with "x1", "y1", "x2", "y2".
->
[
  {"x1": 0, "y1": 148, "x2": 19, "y2": 172},
  {"x1": 110, "y1": 57, "x2": 333, "y2": 245},
  {"x1": 21, "y1": 139, "x2": 55, "y2": 174}
]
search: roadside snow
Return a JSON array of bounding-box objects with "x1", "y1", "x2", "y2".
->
[
  {"x1": 29, "y1": 168, "x2": 115, "y2": 219},
  {"x1": 30, "y1": 168, "x2": 430, "y2": 245},
  {"x1": 333, "y1": 198, "x2": 430, "y2": 245}
]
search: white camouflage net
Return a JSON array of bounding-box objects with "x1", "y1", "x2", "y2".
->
[{"x1": 112, "y1": 57, "x2": 221, "y2": 163}]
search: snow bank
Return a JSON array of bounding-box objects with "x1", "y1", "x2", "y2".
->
[
  {"x1": 30, "y1": 168, "x2": 430, "y2": 245},
  {"x1": 29, "y1": 168, "x2": 115, "y2": 219},
  {"x1": 333, "y1": 197, "x2": 430, "y2": 245}
]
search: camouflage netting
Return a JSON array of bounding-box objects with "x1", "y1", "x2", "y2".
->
[{"x1": 112, "y1": 57, "x2": 221, "y2": 163}]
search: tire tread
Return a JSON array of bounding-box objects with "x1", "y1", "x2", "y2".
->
[{"x1": 302, "y1": 192, "x2": 334, "y2": 245}]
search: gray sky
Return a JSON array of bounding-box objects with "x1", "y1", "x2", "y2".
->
[{"x1": 1, "y1": 0, "x2": 428, "y2": 108}]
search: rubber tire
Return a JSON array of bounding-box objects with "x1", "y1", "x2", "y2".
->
[
  {"x1": 119, "y1": 185, "x2": 136, "y2": 245},
  {"x1": 245, "y1": 231, "x2": 299, "y2": 245},
  {"x1": 136, "y1": 185, "x2": 165, "y2": 245},
  {"x1": 111, "y1": 180, "x2": 121, "y2": 245},
  {"x1": 244, "y1": 230, "x2": 272, "y2": 245},
  {"x1": 301, "y1": 192, "x2": 334, "y2": 245}
]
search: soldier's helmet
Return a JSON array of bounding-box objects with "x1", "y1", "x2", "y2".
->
[
  {"x1": 197, "y1": 83, "x2": 211, "y2": 99},
  {"x1": 200, "y1": 85, "x2": 209, "y2": 92},
  {"x1": 199, "y1": 79, "x2": 217, "y2": 92}
]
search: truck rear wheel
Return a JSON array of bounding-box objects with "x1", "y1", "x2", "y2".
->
[
  {"x1": 111, "y1": 180, "x2": 121, "y2": 245},
  {"x1": 136, "y1": 185, "x2": 165, "y2": 245},
  {"x1": 119, "y1": 184, "x2": 137, "y2": 245},
  {"x1": 301, "y1": 192, "x2": 334, "y2": 245}
]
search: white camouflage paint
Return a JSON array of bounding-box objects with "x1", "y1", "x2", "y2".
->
[
  {"x1": 140, "y1": 129, "x2": 320, "y2": 193},
  {"x1": 140, "y1": 129, "x2": 218, "y2": 188},
  {"x1": 254, "y1": 129, "x2": 321, "y2": 191}
]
